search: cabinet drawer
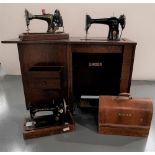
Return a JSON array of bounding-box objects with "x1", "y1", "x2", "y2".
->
[
  {"x1": 26, "y1": 66, "x2": 63, "y2": 90},
  {"x1": 28, "y1": 76, "x2": 61, "y2": 89}
]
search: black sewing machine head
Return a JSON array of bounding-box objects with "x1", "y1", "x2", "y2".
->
[
  {"x1": 29, "y1": 98, "x2": 68, "y2": 126},
  {"x1": 85, "y1": 14, "x2": 126, "y2": 40},
  {"x1": 25, "y1": 9, "x2": 64, "y2": 33}
]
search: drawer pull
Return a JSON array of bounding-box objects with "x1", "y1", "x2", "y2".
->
[{"x1": 41, "y1": 81, "x2": 47, "y2": 86}]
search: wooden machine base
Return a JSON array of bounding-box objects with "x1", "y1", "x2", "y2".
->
[
  {"x1": 23, "y1": 112, "x2": 75, "y2": 139},
  {"x1": 19, "y1": 32, "x2": 69, "y2": 41}
]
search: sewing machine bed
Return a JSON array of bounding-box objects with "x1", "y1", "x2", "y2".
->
[
  {"x1": 23, "y1": 112, "x2": 75, "y2": 139},
  {"x1": 19, "y1": 33, "x2": 69, "y2": 41}
]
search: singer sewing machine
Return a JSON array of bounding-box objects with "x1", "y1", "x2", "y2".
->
[
  {"x1": 85, "y1": 14, "x2": 126, "y2": 40},
  {"x1": 22, "y1": 9, "x2": 69, "y2": 41},
  {"x1": 25, "y1": 9, "x2": 64, "y2": 33}
]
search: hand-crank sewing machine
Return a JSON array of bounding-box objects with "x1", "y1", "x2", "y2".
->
[{"x1": 25, "y1": 9, "x2": 64, "y2": 33}]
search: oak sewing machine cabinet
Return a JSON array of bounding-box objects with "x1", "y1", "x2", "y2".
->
[{"x1": 2, "y1": 36, "x2": 136, "y2": 138}]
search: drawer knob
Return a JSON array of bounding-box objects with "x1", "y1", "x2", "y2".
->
[{"x1": 41, "y1": 81, "x2": 47, "y2": 86}]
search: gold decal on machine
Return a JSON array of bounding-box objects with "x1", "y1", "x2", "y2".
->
[{"x1": 88, "y1": 62, "x2": 103, "y2": 67}]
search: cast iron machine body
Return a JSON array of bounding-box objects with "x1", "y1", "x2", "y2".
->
[
  {"x1": 86, "y1": 14, "x2": 126, "y2": 40},
  {"x1": 25, "y1": 9, "x2": 64, "y2": 33}
]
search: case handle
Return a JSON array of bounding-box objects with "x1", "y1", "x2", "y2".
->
[{"x1": 118, "y1": 93, "x2": 132, "y2": 99}]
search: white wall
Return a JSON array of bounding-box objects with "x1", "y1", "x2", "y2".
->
[{"x1": 0, "y1": 3, "x2": 155, "y2": 80}]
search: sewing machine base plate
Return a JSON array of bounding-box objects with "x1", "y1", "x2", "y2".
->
[
  {"x1": 23, "y1": 112, "x2": 75, "y2": 139},
  {"x1": 19, "y1": 32, "x2": 69, "y2": 41}
]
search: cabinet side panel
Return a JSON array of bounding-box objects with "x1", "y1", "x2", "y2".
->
[{"x1": 120, "y1": 44, "x2": 136, "y2": 92}]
